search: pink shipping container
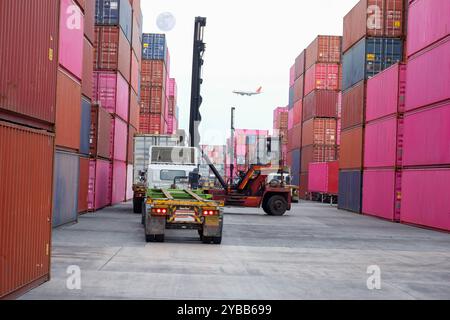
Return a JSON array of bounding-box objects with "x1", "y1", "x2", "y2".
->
[
  {"x1": 126, "y1": 164, "x2": 133, "y2": 201},
  {"x1": 288, "y1": 108, "x2": 294, "y2": 130},
  {"x1": 364, "y1": 116, "x2": 403, "y2": 168},
  {"x1": 407, "y1": 0, "x2": 450, "y2": 57},
  {"x1": 112, "y1": 160, "x2": 127, "y2": 205},
  {"x1": 93, "y1": 71, "x2": 130, "y2": 122},
  {"x1": 113, "y1": 117, "x2": 128, "y2": 162},
  {"x1": 366, "y1": 63, "x2": 406, "y2": 122},
  {"x1": 401, "y1": 168, "x2": 450, "y2": 231},
  {"x1": 362, "y1": 169, "x2": 401, "y2": 222},
  {"x1": 403, "y1": 102, "x2": 450, "y2": 167},
  {"x1": 59, "y1": 0, "x2": 84, "y2": 80},
  {"x1": 289, "y1": 64, "x2": 295, "y2": 87},
  {"x1": 308, "y1": 161, "x2": 339, "y2": 195},
  {"x1": 88, "y1": 159, "x2": 112, "y2": 211},
  {"x1": 405, "y1": 38, "x2": 450, "y2": 112},
  {"x1": 304, "y1": 63, "x2": 341, "y2": 97},
  {"x1": 169, "y1": 78, "x2": 177, "y2": 97}
]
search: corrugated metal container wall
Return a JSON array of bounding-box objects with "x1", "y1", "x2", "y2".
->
[
  {"x1": 88, "y1": 159, "x2": 112, "y2": 211},
  {"x1": 403, "y1": 103, "x2": 450, "y2": 167},
  {"x1": 128, "y1": 126, "x2": 137, "y2": 164},
  {"x1": 141, "y1": 60, "x2": 166, "y2": 87},
  {"x1": 78, "y1": 157, "x2": 90, "y2": 213},
  {"x1": 305, "y1": 35, "x2": 342, "y2": 70},
  {"x1": 94, "y1": 71, "x2": 130, "y2": 122},
  {"x1": 301, "y1": 145, "x2": 337, "y2": 173},
  {"x1": 301, "y1": 118, "x2": 337, "y2": 147},
  {"x1": 142, "y1": 33, "x2": 168, "y2": 60},
  {"x1": 59, "y1": 0, "x2": 84, "y2": 80},
  {"x1": 112, "y1": 160, "x2": 127, "y2": 205},
  {"x1": 288, "y1": 109, "x2": 294, "y2": 130},
  {"x1": 308, "y1": 161, "x2": 339, "y2": 194},
  {"x1": 304, "y1": 63, "x2": 341, "y2": 96},
  {"x1": 82, "y1": 37, "x2": 93, "y2": 100},
  {"x1": 80, "y1": 98, "x2": 92, "y2": 155},
  {"x1": 401, "y1": 168, "x2": 450, "y2": 231},
  {"x1": 293, "y1": 76, "x2": 304, "y2": 102},
  {"x1": 113, "y1": 117, "x2": 128, "y2": 162},
  {"x1": 53, "y1": 151, "x2": 80, "y2": 228},
  {"x1": 407, "y1": 0, "x2": 450, "y2": 57},
  {"x1": 405, "y1": 39, "x2": 450, "y2": 112},
  {"x1": 288, "y1": 86, "x2": 295, "y2": 109},
  {"x1": 295, "y1": 51, "x2": 306, "y2": 79},
  {"x1": 131, "y1": 52, "x2": 140, "y2": 95},
  {"x1": 55, "y1": 69, "x2": 81, "y2": 151},
  {"x1": 289, "y1": 64, "x2": 295, "y2": 87},
  {"x1": 0, "y1": 0, "x2": 59, "y2": 128},
  {"x1": 129, "y1": 90, "x2": 140, "y2": 130},
  {"x1": 139, "y1": 113, "x2": 165, "y2": 135},
  {"x1": 0, "y1": 121, "x2": 53, "y2": 299},
  {"x1": 299, "y1": 173, "x2": 309, "y2": 199},
  {"x1": 132, "y1": 13, "x2": 143, "y2": 61},
  {"x1": 90, "y1": 105, "x2": 113, "y2": 159},
  {"x1": 340, "y1": 126, "x2": 364, "y2": 170},
  {"x1": 293, "y1": 101, "x2": 303, "y2": 126},
  {"x1": 303, "y1": 90, "x2": 339, "y2": 121},
  {"x1": 84, "y1": 0, "x2": 95, "y2": 43},
  {"x1": 338, "y1": 170, "x2": 362, "y2": 213},
  {"x1": 288, "y1": 125, "x2": 302, "y2": 151},
  {"x1": 95, "y1": 0, "x2": 132, "y2": 43},
  {"x1": 342, "y1": 81, "x2": 365, "y2": 130}
]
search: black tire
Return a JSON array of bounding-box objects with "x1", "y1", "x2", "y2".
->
[
  {"x1": 266, "y1": 195, "x2": 288, "y2": 216},
  {"x1": 133, "y1": 197, "x2": 143, "y2": 214},
  {"x1": 146, "y1": 234, "x2": 165, "y2": 243},
  {"x1": 198, "y1": 229, "x2": 204, "y2": 241},
  {"x1": 212, "y1": 236, "x2": 222, "y2": 245},
  {"x1": 141, "y1": 201, "x2": 146, "y2": 225}
]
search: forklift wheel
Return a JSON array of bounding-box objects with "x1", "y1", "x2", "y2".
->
[
  {"x1": 267, "y1": 195, "x2": 288, "y2": 216},
  {"x1": 146, "y1": 234, "x2": 165, "y2": 243},
  {"x1": 202, "y1": 236, "x2": 222, "y2": 245},
  {"x1": 133, "y1": 197, "x2": 143, "y2": 214}
]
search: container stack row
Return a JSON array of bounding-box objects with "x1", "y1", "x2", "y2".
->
[
  {"x1": 338, "y1": 0, "x2": 405, "y2": 213},
  {"x1": 272, "y1": 106, "x2": 289, "y2": 163},
  {"x1": 90, "y1": 0, "x2": 142, "y2": 210}
]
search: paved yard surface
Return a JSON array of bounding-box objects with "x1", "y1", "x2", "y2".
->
[{"x1": 22, "y1": 202, "x2": 450, "y2": 300}]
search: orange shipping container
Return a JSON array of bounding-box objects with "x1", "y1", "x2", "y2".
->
[
  {"x1": 342, "y1": 81, "x2": 366, "y2": 130},
  {"x1": 55, "y1": 69, "x2": 81, "y2": 151},
  {"x1": 0, "y1": 121, "x2": 54, "y2": 299},
  {"x1": 83, "y1": 0, "x2": 95, "y2": 44},
  {"x1": 301, "y1": 145, "x2": 338, "y2": 173},
  {"x1": 129, "y1": 90, "x2": 139, "y2": 130},
  {"x1": 302, "y1": 118, "x2": 337, "y2": 147},
  {"x1": 305, "y1": 35, "x2": 342, "y2": 70},
  {"x1": 340, "y1": 126, "x2": 364, "y2": 170}
]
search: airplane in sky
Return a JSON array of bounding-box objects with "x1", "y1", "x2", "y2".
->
[{"x1": 233, "y1": 86, "x2": 263, "y2": 96}]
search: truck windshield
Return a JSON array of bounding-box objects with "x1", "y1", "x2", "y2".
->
[{"x1": 160, "y1": 170, "x2": 187, "y2": 181}]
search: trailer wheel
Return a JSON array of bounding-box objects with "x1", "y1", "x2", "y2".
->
[
  {"x1": 146, "y1": 234, "x2": 165, "y2": 243},
  {"x1": 202, "y1": 236, "x2": 221, "y2": 244},
  {"x1": 133, "y1": 197, "x2": 143, "y2": 214},
  {"x1": 266, "y1": 195, "x2": 288, "y2": 216}
]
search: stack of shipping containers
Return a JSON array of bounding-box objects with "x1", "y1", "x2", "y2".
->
[
  {"x1": 201, "y1": 145, "x2": 228, "y2": 178},
  {"x1": 400, "y1": 0, "x2": 450, "y2": 231},
  {"x1": 140, "y1": 33, "x2": 171, "y2": 134},
  {"x1": 229, "y1": 130, "x2": 270, "y2": 174},
  {"x1": 92, "y1": 0, "x2": 141, "y2": 208},
  {"x1": 339, "y1": 0, "x2": 405, "y2": 213},
  {"x1": 166, "y1": 78, "x2": 179, "y2": 134},
  {"x1": 272, "y1": 106, "x2": 289, "y2": 163}
]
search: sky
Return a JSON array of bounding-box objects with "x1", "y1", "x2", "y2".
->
[{"x1": 141, "y1": 0, "x2": 358, "y2": 146}]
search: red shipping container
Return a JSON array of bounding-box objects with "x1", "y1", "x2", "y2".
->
[
  {"x1": 342, "y1": 81, "x2": 365, "y2": 130},
  {"x1": 94, "y1": 26, "x2": 131, "y2": 82},
  {"x1": 343, "y1": 0, "x2": 405, "y2": 53},
  {"x1": 364, "y1": 116, "x2": 403, "y2": 168},
  {"x1": 83, "y1": 0, "x2": 95, "y2": 44},
  {"x1": 403, "y1": 102, "x2": 450, "y2": 167},
  {"x1": 82, "y1": 37, "x2": 93, "y2": 100},
  {"x1": 132, "y1": 14, "x2": 142, "y2": 62},
  {"x1": 302, "y1": 118, "x2": 337, "y2": 147},
  {"x1": 55, "y1": 69, "x2": 81, "y2": 151},
  {"x1": 273, "y1": 106, "x2": 289, "y2": 129},
  {"x1": 88, "y1": 159, "x2": 112, "y2": 211},
  {"x1": 129, "y1": 90, "x2": 139, "y2": 130},
  {"x1": 113, "y1": 117, "x2": 128, "y2": 162},
  {"x1": 305, "y1": 36, "x2": 342, "y2": 70},
  {"x1": 288, "y1": 108, "x2": 294, "y2": 130},
  {"x1": 293, "y1": 75, "x2": 304, "y2": 102},
  {"x1": 0, "y1": 121, "x2": 53, "y2": 299},
  {"x1": 141, "y1": 60, "x2": 166, "y2": 87},
  {"x1": 401, "y1": 168, "x2": 450, "y2": 231},
  {"x1": 90, "y1": 104, "x2": 113, "y2": 160},
  {"x1": 299, "y1": 173, "x2": 309, "y2": 200},
  {"x1": 139, "y1": 113, "x2": 165, "y2": 134},
  {"x1": 0, "y1": 0, "x2": 59, "y2": 129},
  {"x1": 78, "y1": 156, "x2": 89, "y2": 213},
  {"x1": 366, "y1": 63, "x2": 406, "y2": 122},
  {"x1": 140, "y1": 86, "x2": 166, "y2": 114},
  {"x1": 304, "y1": 63, "x2": 341, "y2": 97},
  {"x1": 289, "y1": 64, "x2": 295, "y2": 87},
  {"x1": 112, "y1": 160, "x2": 127, "y2": 205},
  {"x1": 130, "y1": 52, "x2": 140, "y2": 95},
  {"x1": 127, "y1": 125, "x2": 136, "y2": 164},
  {"x1": 293, "y1": 101, "x2": 303, "y2": 126},
  {"x1": 288, "y1": 125, "x2": 302, "y2": 151},
  {"x1": 301, "y1": 145, "x2": 337, "y2": 173},
  {"x1": 295, "y1": 51, "x2": 306, "y2": 79},
  {"x1": 363, "y1": 169, "x2": 402, "y2": 221},
  {"x1": 303, "y1": 90, "x2": 339, "y2": 121},
  {"x1": 340, "y1": 126, "x2": 364, "y2": 170},
  {"x1": 405, "y1": 38, "x2": 450, "y2": 112},
  {"x1": 407, "y1": 0, "x2": 450, "y2": 57},
  {"x1": 308, "y1": 161, "x2": 339, "y2": 195}
]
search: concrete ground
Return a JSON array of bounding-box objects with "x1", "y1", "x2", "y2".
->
[{"x1": 22, "y1": 202, "x2": 450, "y2": 300}]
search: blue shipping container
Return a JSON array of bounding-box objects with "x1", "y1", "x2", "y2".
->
[
  {"x1": 291, "y1": 149, "x2": 301, "y2": 186},
  {"x1": 95, "y1": 0, "x2": 132, "y2": 43},
  {"x1": 338, "y1": 170, "x2": 362, "y2": 213},
  {"x1": 289, "y1": 86, "x2": 295, "y2": 110},
  {"x1": 80, "y1": 98, "x2": 91, "y2": 155},
  {"x1": 343, "y1": 38, "x2": 403, "y2": 91},
  {"x1": 53, "y1": 151, "x2": 80, "y2": 228},
  {"x1": 142, "y1": 33, "x2": 167, "y2": 61}
]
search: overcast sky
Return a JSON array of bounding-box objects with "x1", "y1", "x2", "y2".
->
[{"x1": 141, "y1": 0, "x2": 357, "y2": 145}]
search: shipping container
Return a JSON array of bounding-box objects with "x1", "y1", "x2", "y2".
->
[
  {"x1": 308, "y1": 161, "x2": 339, "y2": 195},
  {"x1": 0, "y1": 0, "x2": 59, "y2": 129},
  {"x1": 88, "y1": 159, "x2": 112, "y2": 211},
  {"x1": 293, "y1": 101, "x2": 303, "y2": 126},
  {"x1": 93, "y1": 71, "x2": 130, "y2": 122},
  {"x1": 299, "y1": 173, "x2": 309, "y2": 199},
  {"x1": 128, "y1": 126, "x2": 137, "y2": 164},
  {"x1": 341, "y1": 81, "x2": 366, "y2": 130},
  {"x1": 273, "y1": 107, "x2": 289, "y2": 129},
  {"x1": 0, "y1": 121, "x2": 53, "y2": 299},
  {"x1": 80, "y1": 97, "x2": 92, "y2": 155},
  {"x1": 343, "y1": 0, "x2": 405, "y2": 53},
  {"x1": 295, "y1": 50, "x2": 306, "y2": 79},
  {"x1": 366, "y1": 63, "x2": 406, "y2": 122},
  {"x1": 95, "y1": 0, "x2": 132, "y2": 43},
  {"x1": 401, "y1": 168, "x2": 450, "y2": 231},
  {"x1": 82, "y1": 37, "x2": 94, "y2": 100},
  {"x1": 302, "y1": 118, "x2": 337, "y2": 147},
  {"x1": 403, "y1": 102, "x2": 450, "y2": 167},
  {"x1": 304, "y1": 63, "x2": 341, "y2": 96},
  {"x1": 340, "y1": 126, "x2": 364, "y2": 170},
  {"x1": 362, "y1": 169, "x2": 401, "y2": 221},
  {"x1": 112, "y1": 160, "x2": 127, "y2": 205},
  {"x1": 130, "y1": 52, "x2": 140, "y2": 95},
  {"x1": 140, "y1": 86, "x2": 166, "y2": 114},
  {"x1": 141, "y1": 60, "x2": 167, "y2": 87},
  {"x1": 405, "y1": 38, "x2": 450, "y2": 112},
  {"x1": 139, "y1": 113, "x2": 165, "y2": 134},
  {"x1": 59, "y1": 0, "x2": 84, "y2": 80},
  {"x1": 288, "y1": 108, "x2": 294, "y2": 130},
  {"x1": 129, "y1": 90, "x2": 139, "y2": 130},
  {"x1": 364, "y1": 116, "x2": 403, "y2": 168},
  {"x1": 288, "y1": 86, "x2": 295, "y2": 110},
  {"x1": 132, "y1": 12, "x2": 143, "y2": 61},
  {"x1": 53, "y1": 151, "x2": 80, "y2": 228},
  {"x1": 305, "y1": 35, "x2": 342, "y2": 70},
  {"x1": 287, "y1": 125, "x2": 302, "y2": 151},
  {"x1": 55, "y1": 69, "x2": 82, "y2": 151},
  {"x1": 78, "y1": 156, "x2": 90, "y2": 213},
  {"x1": 342, "y1": 37, "x2": 403, "y2": 91},
  {"x1": 84, "y1": 0, "x2": 95, "y2": 44},
  {"x1": 289, "y1": 64, "x2": 295, "y2": 87},
  {"x1": 291, "y1": 149, "x2": 301, "y2": 185},
  {"x1": 113, "y1": 116, "x2": 128, "y2": 162},
  {"x1": 90, "y1": 104, "x2": 113, "y2": 159},
  {"x1": 94, "y1": 26, "x2": 131, "y2": 82},
  {"x1": 407, "y1": 0, "x2": 450, "y2": 57},
  {"x1": 142, "y1": 33, "x2": 167, "y2": 60},
  {"x1": 293, "y1": 75, "x2": 304, "y2": 102},
  {"x1": 338, "y1": 170, "x2": 363, "y2": 213},
  {"x1": 301, "y1": 145, "x2": 337, "y2": 173},
  {"x1": 303, "y1": 90, "x2": 339, "y2": 121}
]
